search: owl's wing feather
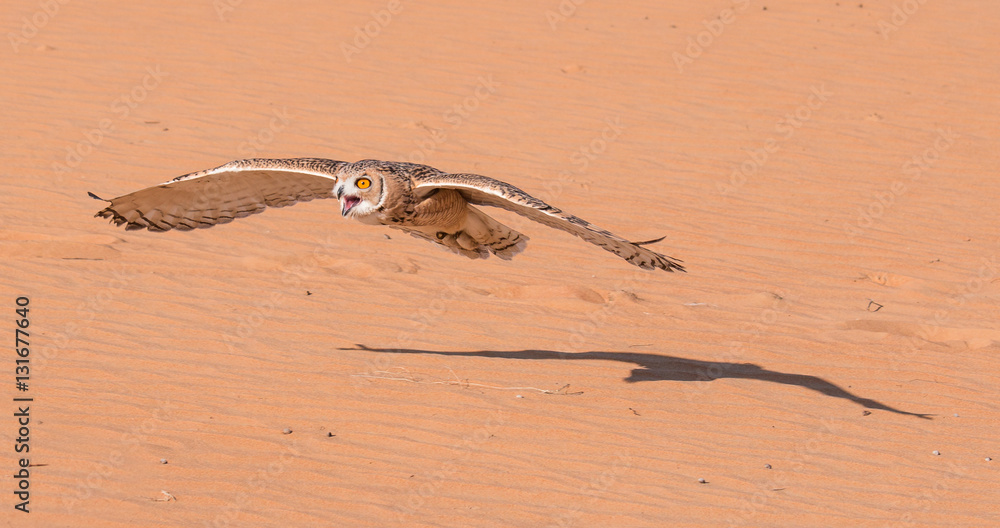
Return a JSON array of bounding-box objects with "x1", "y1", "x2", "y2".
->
[
  {"x1": 412, "y1": 173, "x2": 685, "y2": 272},
  {"x1": 94, "y1": 158, "x2": 345, "y2": 231}
]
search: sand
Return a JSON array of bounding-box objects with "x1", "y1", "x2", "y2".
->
[{"x1": 2, "y1": 0, "x2": 997, "y2": 526}]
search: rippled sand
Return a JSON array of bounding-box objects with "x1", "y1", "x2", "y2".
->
[{"x1": 2, "y1": 1, "x2": 997, "y2": 526}]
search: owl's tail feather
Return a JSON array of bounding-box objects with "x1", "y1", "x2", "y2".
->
[{"x1": 465, "y1": 207, "x2": 529, "y2": 261}]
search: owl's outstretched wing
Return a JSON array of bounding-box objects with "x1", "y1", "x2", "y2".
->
[
  {"x1": 94, "y1": 158, "x2": 346, "y2": 231},
  {"x1": 412, "y1": 172, "x2": 685, "y2": 272}
]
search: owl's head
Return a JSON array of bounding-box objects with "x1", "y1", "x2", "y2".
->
[{"x1": 335, "y1": 164, "x2": 386, "y2": 218}]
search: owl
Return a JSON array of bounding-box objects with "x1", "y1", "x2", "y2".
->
[{"x1": 94, "y1": 158, "x2": 684, "y2": 272}]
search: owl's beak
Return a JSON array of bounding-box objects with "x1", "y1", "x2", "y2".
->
[
  {"x1": 341, "y1": 195, "x2": 361, "y2": 216},
  {"x1": 336, "y1": 185, "x2": 344, "y2": 199}
]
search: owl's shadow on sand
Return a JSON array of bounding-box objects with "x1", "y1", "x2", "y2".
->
[{"x1": 343, "y1": 345, "x2": 932, "y2": 420}]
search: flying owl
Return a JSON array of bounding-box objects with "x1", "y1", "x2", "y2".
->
[{"x1": 93, "y1": 158, "x2": 685, "y2": 272}]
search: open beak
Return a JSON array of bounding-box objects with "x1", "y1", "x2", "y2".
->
[{"x1": 341, "y1": 196, "x2": 361, "y2": 216}]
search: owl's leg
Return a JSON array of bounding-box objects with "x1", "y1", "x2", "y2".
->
[
  {"x1": 424, "y1": 229, "x2": 488, "y2": 259},
  {"x1": 461, "y1": 207, "x2": 529, "y2": 260}
]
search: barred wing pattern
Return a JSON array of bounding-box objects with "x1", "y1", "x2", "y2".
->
[
  {"x1": 412, "y1": 172, "x2": 685, "y2": 272},
  {"x1": 94, "y1": 158, "x2": 345, "y2": 231}
]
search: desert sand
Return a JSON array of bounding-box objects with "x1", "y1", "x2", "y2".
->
[{"x1": 1, "y1": 0, "x2": 997, "y2": 526}]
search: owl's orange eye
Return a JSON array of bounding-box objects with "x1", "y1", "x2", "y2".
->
[{"x1": 356, "y1": 177, "x2": 372, "y2": 189}]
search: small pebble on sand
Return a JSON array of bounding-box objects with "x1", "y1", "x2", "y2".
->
[{"x1": 282, "y1": 428, "x2": 292, "y2": 435}]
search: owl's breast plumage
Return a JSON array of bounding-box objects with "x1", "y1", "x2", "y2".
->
[{"x1": 406, "y1": 188, "x2": 468, "y2": 228}]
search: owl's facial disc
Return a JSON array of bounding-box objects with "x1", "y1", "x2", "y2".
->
[{"x1": 339, "y1": 174, "x2": 374, "y2": 217}]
